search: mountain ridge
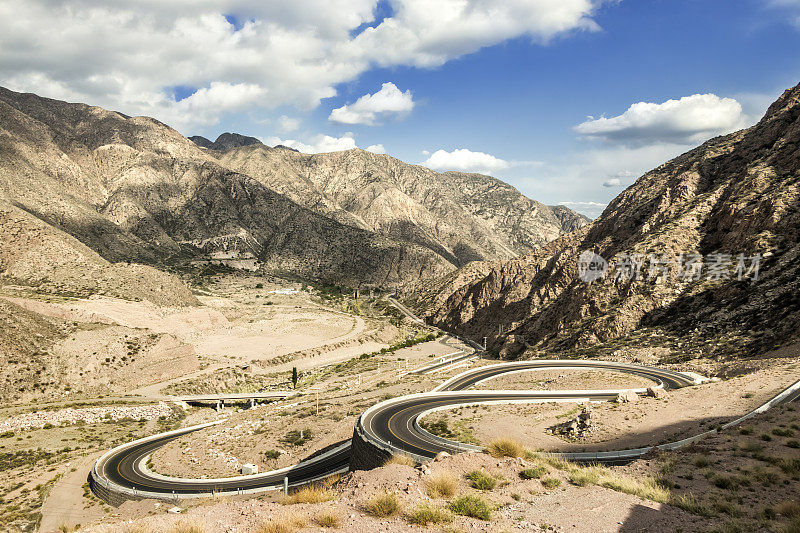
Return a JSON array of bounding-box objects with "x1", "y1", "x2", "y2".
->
[{"x1": 417, "y1": 81, "x2": 800, "y2": 361}]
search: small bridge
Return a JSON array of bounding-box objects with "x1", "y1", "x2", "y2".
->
[{"x1": 171, "y1": 392, "x2": 295, "y2": 410}]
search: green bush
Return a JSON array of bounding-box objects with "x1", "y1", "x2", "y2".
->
[
  {"x1": 406, "y1": 504, "x2": 453, "y2": 525},
  {"x1": 450, "y1": 494, "x2": 492, "y2": 521},
  {"x1": 366, "y1": 492, "x2": 400, "y2": 517},
  {"x1": 541, "y1": 477, "x2": 562, "y2": 490},
  {"x1": 520, "y1": 466, "x2": 548, "y2": 480},
  {"x1": 465, "y1": 470, "x2": 496, "y2": 490}
]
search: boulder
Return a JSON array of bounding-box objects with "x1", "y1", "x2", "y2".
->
[
  {"x1": 616, "y1": 390, "x2": 639, "y2": 403},
  {"x1": 433, "y1": 451, "x2": 451, "y2": 462},
  {"x1": 646, "y1": 386, "x2": 666, "y2": 399}
]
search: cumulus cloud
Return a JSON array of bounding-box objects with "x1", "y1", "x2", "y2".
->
[
  {"x1": 423, "y1": 148, "x2": 510, "y2": 174},
  {"x1": 0, "y1": 1, "x2": 605, "y2": 131},
  {"x1": 263, "y1": 133, "x2": 358, "y2": 153},
  {"x1": 365, "y1": 144, "x2": 386, "y2": 154},
  {"x1": 277, "y1": 115, "x2": 301, "y2": 133},
  {"x1": 602, "y1": 178, "x2": 621, "y2": 187},
  {"x1": 557, "y1": 201, "x2": 607, "y2": 219},
  {"x1": 329, "y1": 82, "x2": 414, "y2": 125},
  {"x1": 574, "y1": 94, "x2": 746, "y2": 145},
  {"x1": 352, "y1": 0, "x2": 601, "y2": 68}
]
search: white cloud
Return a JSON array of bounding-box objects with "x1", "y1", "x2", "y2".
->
[
  {"x1": 329, "y1": 82, "x2": 414, "y2": 125},
  {"x1": 602, "y1": 178, "x2": 621, "y2": 187},
  {"x1": 767, "y1": 0, "x2": 800, "y2": 26},
  {"x1": 263, "y1": 133, "x2": 358, "y2": 153},
  {"x1": 0, "y1": 1, "x2": 605, "y2": 131},
  {"x1": 352, "y1": 0, "x2": 601, "y2": 68},
  {"x1": 574, "y1": 94, "x2": 746, "y2": 145},
  {"x1": 557, "y1": 201, "x2": 607, "y2": 219},
  {"x1": 423, "y1": 148, "x2": 510, "y2": 174},
  {"x1": 277, "y1": 115, "x2": 301, "y2": 133},
  {"x1": 365, "y1": 144, "x2": 386, "y2": 154}
]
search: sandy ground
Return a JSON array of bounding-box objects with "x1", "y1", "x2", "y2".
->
[
  {"x1": 151, "y1": 337, "x2": 473, "y2": 477},
  {"x1": 38, "y1": 454, "x2": 104, "y2": 533},
  {"x1": 80, "y1": 452, "x2": 717, "y2": 533},
  {"x1": 420, "y1": 359, "x2": 800, "y2": 453}
]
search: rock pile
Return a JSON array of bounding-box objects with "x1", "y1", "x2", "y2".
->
[
  {"x1": 546, "y1": 408, "x2": 592, "y2": 439},
  {"x1": 0, "y1": 402, "x2": 174, "y2": 432}
]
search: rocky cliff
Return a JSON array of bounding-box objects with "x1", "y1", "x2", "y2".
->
[
  {"x1": 420, "y1": 82, "x2": 800, "y2": 361},
  {"x1": 217, "y1": 146, "x2": 588, "y2": 267},
  {"x1": 0, "y1": 87, "x2": 451, "y2": 289}
]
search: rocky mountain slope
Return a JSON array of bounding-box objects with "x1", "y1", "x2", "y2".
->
[
  {"x1": 216, "y1": 145, "x2": 588, "y2": 266},
  {"x1": 189, "y1": 132, "x2": 263, "y2": 151},
  {"x1": 0, "y1": 87, "x2": 452, "y2": 289},
  {"x1": 420, "y1": 82, "x2": 800, "y2": 361}
]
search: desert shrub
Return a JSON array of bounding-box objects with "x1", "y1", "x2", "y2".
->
[
  {"x1": 541, "y1": 477, "x2": 562, "y2": 490},
  {"x1": 787, "y1": 440, "x2": 800, "y2": 449},
  {"x1": 281, "y1": 429, "x2": 312, "y2": 447},
  {"x1": 520, "y1": 466, "x2": 548, "y2": 480},
  {"x1": 772, "y1": 457, "x2": 800, "y2": 475},
  {"x1": 693, "y1": 456, "x2": 710, "y2": 468},
  {"x1": 283, "y1": 485, "x2": 336, "y2": 505},
  {"x1": 384, "y1": 454, "x2": 416, "y2": 467},
  {"x1": 425, "y1": 471, "x2": 459, "y2": 498},
  {"x1": 169, "y1": 520, "x2": 207, "y2": 533},
  {"x1": 711, "y1": 475, "x2": 739, "y2": 491},
  {"x1": 778, "y1": 501, "x2": 800, "y2": 518},
  {"x1": 315, "y1": 509, "x2": 341, "y2": 528},
  {"x1": 406, "y1": 504, "x2": 453, "y2": 525},
  {"x1": 773, "y1": 428, "x2": 795, "y2": 437},
  {"x1": 761, "y1": 433, "x2": 773, "y2": 442},
  {"x1": 784, "y1": 518, "x2": 800, "y2": 533},
  {"x1": 487, "y1": 438, "x2": 524, "y2": 458},
  {"x1": 738, "y1": 426, "x2": 753, "y2": 435},
  {"x1": 601, "y1": 474, "x2": 669, "y2": 503},
  {"x1": 569, "y1": 468, "x2": 601, "y2": 487},
  {"x1": 669, "y1": 493, "x2": 715, "y2": 517},
  {"x1": 450, "y1": 494, "x2": 492, "y2": 520},
  {"x1": 465, "y1": 470, "x2": 496, "y2": 490},
  {"x1": 366, "y1": 491, "x2": 400, "y2": 517},
  {"x1": 258, "y1": 512, "x2": 307, "y2": 533}
]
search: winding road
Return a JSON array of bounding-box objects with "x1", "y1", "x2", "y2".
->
[{"x1": 91, "y1": 302, "x2": 800, "y2": 503}]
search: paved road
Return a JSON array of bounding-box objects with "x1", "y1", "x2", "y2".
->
[
  {"x1": 90, "y1": 295, "x2": 799, "y2": 501},
  {"x1": 93, "y1": 357, "x2": 696, "y2": 500},
  {"x1": 360, "y1": 360, "x2": 697, "y2": 459},
  {"x1": 99, "y1": 427, "x2": 351, "y2": 496}
]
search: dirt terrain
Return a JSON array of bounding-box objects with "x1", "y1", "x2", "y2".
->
[
  {"x1": 78, "y1": 402, "x2": 800, "y2": 533},
  {"x1": 421, "y1": 361, "x2": 800, "y2": 452}
]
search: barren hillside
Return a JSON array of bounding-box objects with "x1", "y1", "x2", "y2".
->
[
  {"x1": 217, "y1": 144, "x2": 588, "y2": 266},
  {"x1": 419, "y1": 82, "x2": 800, "y2": 360},
  {"x1": 0, "y1": 87, "x2": 450, "y2": 287}
]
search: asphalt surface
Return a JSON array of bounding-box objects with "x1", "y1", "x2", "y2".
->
[
  {"x1": 92, "y1": 296, "x2": 798, "y2": 500},
  {"x1": 360, "y1": 360, "x2": 696, "y2": 459},
  {"x1": 97, "y1": 355, "x2": 694, "y2": 499},
  {"x1": 101, "y1": 429, "x2": 350, "y2": 495}
]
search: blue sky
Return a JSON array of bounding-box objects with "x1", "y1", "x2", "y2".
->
[{"x1": 2, "y1": 0, "x2": 800, "y2": 217}]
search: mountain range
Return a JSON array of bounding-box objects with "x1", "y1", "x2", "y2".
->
[
  {"x1": 0, "y1": 86, "x2": 586, "y2": 296},
  {"x1": 416, "y1": 82, "x2": 800, "y2": 362}
]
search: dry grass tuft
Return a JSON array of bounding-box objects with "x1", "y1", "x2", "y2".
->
[
  {"x1": 258, "y1": 512, "x2": 308, "y2": 533},
  {"x1": 315, "y1": 509, "x2": 342, "y2": 528},
  {"x1": 366, "y1": 491, "x2": 401, "y2": 517},
  {"x1": 167, "y1": 519, "x2": 207, "y2": 533},
  {"x1": 384, "y1": 454, "x2": 416, "y2": 467},
  {"x1": 282, "y1": 484, "x2": 337, "y2": 505},
  {"x1": 487, "y1": 437, "x2": 524, "y2": 458},
  {"x1": 406, "y1": 504, "x2": 454, "y2": 525},
  {"x1": 778, "y1": 501, "x2": 800, "y2": 518},
  {"x1": 425, "y1": 470, "x2": 459, "y2": 498}
]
